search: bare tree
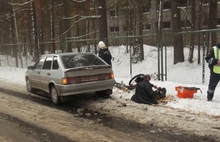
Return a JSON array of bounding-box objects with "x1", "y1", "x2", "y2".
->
[{"x1": 9, "y1": 0, "x2": 34, "y2": 67}]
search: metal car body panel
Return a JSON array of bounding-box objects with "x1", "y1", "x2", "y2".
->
[
  {"x1": 56, "y1": 79, "x2": 115, "y2": 96},
  {"x1": 28, "y1": 56, "x2": 46, "y2": 89}
]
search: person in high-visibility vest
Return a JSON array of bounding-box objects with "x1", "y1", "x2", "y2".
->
[{"x1": 205, "y1": 44, "x2": 220, "y2": 101}]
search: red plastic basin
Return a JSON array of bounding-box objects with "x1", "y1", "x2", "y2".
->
[{"x1": 175, "y1": 86, "x2": 198, "y2": 98}]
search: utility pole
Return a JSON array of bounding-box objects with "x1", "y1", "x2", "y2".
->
[{"x1": 158, "y1": 0, "x2": 163, "y2": 81}]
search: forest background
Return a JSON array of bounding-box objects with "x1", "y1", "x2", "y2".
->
[{"x1": 0, "y1": 0, "x2": 219, "y2": 82}]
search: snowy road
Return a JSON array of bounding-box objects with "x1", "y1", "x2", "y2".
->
[
  {"x1": 0, "y1": 87, "x2": 147, "y2": 142},
  {"x1": 0, "y1": 81, "x2": 219, "y2": 141},
  {"x1": 0, "y1": 112, "x2": 70, "y2": 142}
]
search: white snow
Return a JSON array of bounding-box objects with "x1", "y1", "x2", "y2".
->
[{"x1": 0, "y1": 45, "x2": 220, "y2": 117}]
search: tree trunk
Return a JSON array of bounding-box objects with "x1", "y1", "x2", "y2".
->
[
  {"x1": 138, "y1": 0, "x2": 144, "y2": 61},
  {"x1": 197, "y1": 0, "x2": 203, "y2": 64},
  {"x1": 76, "y1": 2, "x2": 80, "y2": 52},
  {"x1": 86, "y1": 20, "x2": 90, "y2": 52},
  {"x1": 92, "y1": 0, "x2": 97, "y2": 54},
  {"x1": 208, "y1": 0, "x2": 217, "y2": 47},
  {"x1": 27, "y1": 1, "x2": 33, "y2": 56},
  {"x1": 39, "y1": 0, "x2": 44, "y2": 55},
  {"x1": 32, "y1": 0, "x2": 39, "y2": 61},
  {"x1": 171, "y1": 0, "x2": 184, "y2": 64},
  {"x1": 10, "y1": 1, "x2": 18, "y2": 67},
  {"x1": 63, "y1": 0, "x2": 72, "y2": 52},
  {"x1": 188, "y1": 0, "x2": 195, "y2": 63},
  {"x1": 50, "y1": 0, "x2": 55, "y2": 53},
  {"x1": 59, "y1": 1, "x2": 64, "y2": 52},
  {"x1": 98, "y1": 0, "x2": 108, "y2": 45},
  {"x1": 10, "y1": 10, "x2": 17, "y2": 67}
]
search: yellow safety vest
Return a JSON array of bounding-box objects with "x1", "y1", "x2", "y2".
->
[{"x1": 213, "y1": 46, "x2": 220, "y2": 74}]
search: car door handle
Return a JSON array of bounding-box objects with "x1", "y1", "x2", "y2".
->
[
  {"x1": 37, "y1": 71, "x2": 40, "y2": 74},
  {"x1": 47, "y1": 73, "x2": 51, "y2": 76}
]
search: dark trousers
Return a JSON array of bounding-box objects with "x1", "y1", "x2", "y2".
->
[{"x1": 207, "y1": 71, "x2": 220, "y2": 100}]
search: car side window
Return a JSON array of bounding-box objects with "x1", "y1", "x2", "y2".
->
[
  {"x1": 42, "y1": 56, "x2": 53, "y2": 70},
  {"x1": 52, "y1": 56, "x2": 59, "y2": 70},
  {"x1": 35, "y1": 58, "x2": 46, "y2": 69}
]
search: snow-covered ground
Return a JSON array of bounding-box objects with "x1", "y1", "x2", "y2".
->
[{"x1": 0, "y1": 45, "x2": 220, "y2": 117}]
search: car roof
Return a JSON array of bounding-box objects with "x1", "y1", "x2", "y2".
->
[{"x1": 42, "y1": 52, "x2": 96, "y2": 57}]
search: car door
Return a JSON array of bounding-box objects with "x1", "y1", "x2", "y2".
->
[
  {"x1": 29, "y1": 57, "x2": 46, "y2": 89},
  {"x1": 40, "y1": 56, "x2": 53, "y2": 92}
]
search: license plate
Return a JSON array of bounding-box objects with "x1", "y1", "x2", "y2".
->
[{"x1": 81, "y1": 76, "x2": 99, "y2": 82}]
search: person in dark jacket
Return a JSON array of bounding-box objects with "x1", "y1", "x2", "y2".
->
[
  {"x1": 98, "y1": 41, "x2": 112, "y2": 66},
  {"x1": 131, "y1": 74, "x2": 160, "y2": 105},
  {"x1": 205, "y1": 43, "x2": 220, "y2": 101}
]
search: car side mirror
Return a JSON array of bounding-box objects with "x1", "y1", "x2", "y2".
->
[{"x1": 27, "y1": 66, "x2": 35, "y2": 70}]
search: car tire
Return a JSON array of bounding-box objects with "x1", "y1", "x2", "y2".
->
[
  {"x1": 26, "y1": 78, "x2": 35, "y2": 93},
  {"x1": 50, "y1": 85, "x2": 61, "y2": 105},
  {"x1": 96, "y1": 89, "x2": 112, "y2": 98},
  {"x1": 128, "y1": 74, "x2": 144, "y2": 88}
]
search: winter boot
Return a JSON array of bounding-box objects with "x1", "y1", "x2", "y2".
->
[{"x1": 207, "y1": 92, "x2": 214, "y2": 101}]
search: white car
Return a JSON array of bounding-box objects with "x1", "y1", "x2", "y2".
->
[{"x1": 25, "y1": 52, "x2": 115, "y2": 104}]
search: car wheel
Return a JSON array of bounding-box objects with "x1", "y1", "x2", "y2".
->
[
  {"x1": 128, "y1": 74, "x2": 144, "y2": 88},
  {"x1": 50, "y1": 85, "x2": 61, "y2": 105},
  {"x1": 96, "y1": 89, "x2": 112, "y2": 98},
  {"x1": 26, "y1": 78, "x2": 34, "y2": 93}
]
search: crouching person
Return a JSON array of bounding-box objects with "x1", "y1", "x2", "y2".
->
[{"x1": 131, "y1": 74, "x2": 166, "y2": 105}]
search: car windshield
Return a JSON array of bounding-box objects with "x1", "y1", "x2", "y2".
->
[{"x1": 61, "y1": 54, "x2": 106, "y2": 69}]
